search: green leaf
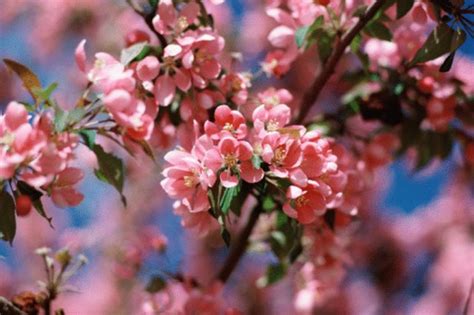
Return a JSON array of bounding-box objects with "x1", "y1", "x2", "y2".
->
[
  {"x1": 262, "y1": 196, "x2": 276, "y2": 212},
  {"x1": 54, "y1": 107, "x2": 86, "y2": 132},
  {"x1": 3, "y1": 59, "x2": 41, "y2": 101},
  {"x1": 364, "y1": 21, "x2": 392, "y2": 41},
  {"x1": 257, "y1": 263, "x2": 287, "y2": 287},
  {"x1": 120, "y1": 42, "x2": 148, "y2": 65},
  {"x1": 316, "y1": 30, "x2": 334, "y2": 61},
  {"x1": 219, "y1": 185, "x2": 239, "y2": 215},
  {"x1": 32, "y1": 82, "x2": 58, "y2": 102},
  {"x1": 92, "y1": 144, "x2": 127, "y2": 205},
  {"x1": 79, "y1": 130, "x2": 97, "y2": 150},
  {"x1": 295, "y1": 26, "x2": 310, "y2": 48},
  {"x1": 145, "y1": 276, "x2": 167, "y2": 293},
  {"x1": 276, "y1": 211, "x2": 288, "y2": 229},
  {"x1": 409, "y1": 24, "x2": 466, "y2": 67},
  {"x1": 396, "y1": 0, "x2": 414, "y2": 19},
  {"x1": 440, "y1": 50, "x2": 456, "y2": 72},
  {"x1": 0, "y1": 189, "x2": 16, "y2": 245},
  {"x1": 16, "y1": 181, "x2": 52, "y2": 226},
  {"x1": 251, "y1": 154, "x2": 262, "y2": 170}
]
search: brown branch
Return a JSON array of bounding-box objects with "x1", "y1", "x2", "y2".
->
[
  {"x1": 215, "y1": 203, "x2": 262, "y2": 283},
  {"x1": 294, "y1": 0, "x2": 388, "y2": 124},
  {"x1": 0, "y1": 297, "x2": 27, "y2": 315},
  {"x1": 126, "y1": 0, "x2": 167, "y2": 48}
]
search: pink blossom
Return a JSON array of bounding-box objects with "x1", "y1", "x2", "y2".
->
[
  {"x1": 261, "y1": 132, "x2": 302, "y2": 177},
  {"x1": 204, "y1": 105, "x2": 248, "y2": 140},
  {"x1": 136, "y1": 56, "x2": 160, "y2": 82},
  {"x1": 161, "y1": 150, "x2": 215, "y2": 212},
  {"x1": 204, "y1": 136, "x2": 263, "y2": 187},
  {"x1": 283, "y1": 185, "x2": 326, "y2": 224},
  {"x1": 51, "y1": 168, "x2": 85, "y2": 208}
]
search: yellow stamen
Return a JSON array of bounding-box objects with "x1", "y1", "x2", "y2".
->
[{"x1": 223, "y1": 154, "x2": 237, "y2": 168}]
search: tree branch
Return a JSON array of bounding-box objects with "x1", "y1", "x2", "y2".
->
[
  {"x1": 0, "y1": 297, "x2": 27, "y2": 315},
  {"x1": 215, "y1": 203, "x2": 262, "y2": 283},
  {"x1": 126, "y1": 0, "x2": 167, "y2": 48},
  {"x1": 294, "y1": 0, "x2": 388, "y2": 124}
]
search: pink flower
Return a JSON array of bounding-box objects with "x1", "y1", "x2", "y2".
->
[
  {"x1": 75, "y1": 39, "x2": 87, "y2": 73},
  {"x1": 204, "y1": 105, "x2": 248, "y2": 140},
  {"x1": 173, "y1": 201, "x2": 219, "y2": 236},
  {"x1": 50, "y1": 167, "x2": 85, "y2": 208},
  {"x1": 154, "y1": 44, "x2": 192, "y2": 106},
  {"x1": 283, "y1": 185, "x2": 326, "y2": 224},
  {"x1": 363, "y1": 132, "x2": 400, "y2": 169},
  {"x1": 152, "y1": 0, "x2": 200, "y2": 35},
  {"x1": 89, "y1": 53, "x2": 136, "y2": 94},
  {"x1": 261, "y1": 132, "x2": 302, "y2": 177},
  {"x1": 136, "y1": 56, "x2": 160, "y2": 81},
  {"x1": 219, "y1": 73, "x2": 251, "y2": 106},
  {"x1": 253, "y1": 104, "x2": 291, "y2": 137},
  {"x1": 177, "y1": 30, "x2": 224, "y2": 88},
  {"x1": 204, "y1": 137, "x2": 263, "y2": 187},
  {"x1": 161, "y1": 150, "x2": 215, "y2": 212},
  {"x1": 257, "y1": 87, "x2": 293, "y2": 107},
  {"x1": 424, "y1": 96, "x2": 456, "y2": 131},
  {"x1": 103, "y1": 89, "x2": 154, "y2": 140}
]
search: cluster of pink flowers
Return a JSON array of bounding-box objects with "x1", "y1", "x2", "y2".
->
[
  {"x1": 162, "y1": 95, "x2": 361, "y2": 225},
  {"x1": 77, "y1": 43, "x2": 155, "y2": 142},
  {"x1": 0, "y1": 101, "x2": 83, "y2": 208}
]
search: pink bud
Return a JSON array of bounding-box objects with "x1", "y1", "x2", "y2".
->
[
  {"x1": 103, "y1": 89, "x2": 133, "y2": 113},
  {"x1": 75, "y1": 39, "x2": 87, "y2": 73},
  {"x1": 5, "y1": 102, "x2": 28, "y2": 131}
]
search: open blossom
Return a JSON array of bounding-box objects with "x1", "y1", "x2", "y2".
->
[
  {"x1": 261, "y1": 131, "x2": 303, "y2": 177},
  {"x1": 219, "y1": 72, "x2": 251, "y2": 106},
  {"x1": 204, "y1": 136, "x2": 264, "y2": 187},
  {"x1": 177, "y1": 29, "x2": 224, "y2": 88},
  {"x1": 152, "y1": 0, "x2": 200, "y2": 36},
  {"x1": 284, "y1": 185, "x2": 326, "y2": 223},
  {"x1": 50, "y1": 167, "x2": 84, "y2": 208},
  {"x1": 161, "y1": 149, "x2": 215, "y2": 213},
  {"x1": 204, "y1": 105, "x2": 247, "y2": 140}
]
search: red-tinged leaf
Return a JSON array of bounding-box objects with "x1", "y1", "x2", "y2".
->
[{"x1": 3, "y1": 59, "x2": 41, "y2": 100}]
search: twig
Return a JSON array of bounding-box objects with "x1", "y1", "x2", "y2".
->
[
  {"x1": 0, "y1": 297, "x2": 27, "y2": 315},
  {"x1": 215, "y1": 203, "x2": 262, "y2": 283},
  {"x1": 126, "y1": 0, "x2": 167, "y2": 48},
  {"x1": 293, "y1": 0, "x2": 388, "y2": 124}
]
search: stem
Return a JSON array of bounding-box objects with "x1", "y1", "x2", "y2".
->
[
  {"x1": 216, "y1": 203, "x2": 262, "y2": 283},
  {"x1": 126, "y1": 0, "x2": 167, "y2": 47},
  {"x1": 43, "y1": 299, "x2": 52, "y2": 315},
  {"x1": 0, "y1": 297, "x2": 27, "y2": 315},
  {"x1": 294, "y1": 0, "x2": 388, "y2": 124}
]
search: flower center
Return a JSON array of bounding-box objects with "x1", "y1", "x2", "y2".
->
[
  {"x1": 224, "y1": 154, "x2": 238, "y2": 168},
  {"x1": 266, "y1": 120, "x2": 279, "y2": 131},
  {"x1": 184, "y1": 175, "x2": 198, "y2": 188},
  {"x1": 295, "y1": 195, "x2": 309, "y2": 208},
  {"x1": 273, "y1": 147, "x2": 286, "y2": 165},
  {"x1": 176, "y1": 16, "x2": 189, "y2": 33},
  {"x1": 223, "y1": 122, "x2": 234, "y2": 132},
  {"x1": 231, "y1": 77, "x2": 243, "y2": 92},
  {"x1": 163, "y1": 56, "x2": 175, "y2": 69},
  {"x1": 195, "y1": 50, "x2": 211, "y2": 64}
]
